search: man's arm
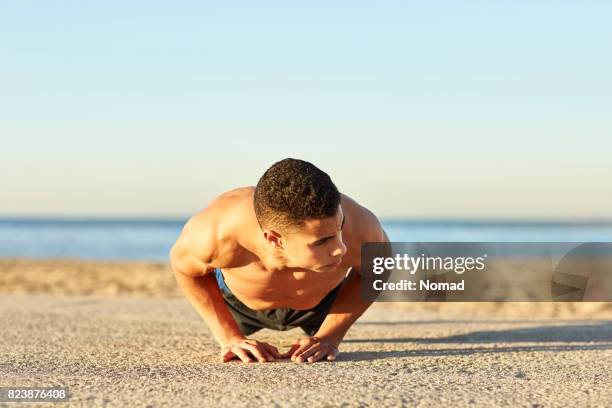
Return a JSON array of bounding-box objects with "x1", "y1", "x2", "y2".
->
[
  {"x1": 314, "y1": 230, "x2": 389, "y2": 344},
  {"x1": 170, "y1": 254, "x2": 244, "y2": 346},
  {"x1": 288, "y1": 223, "x2": 390, "y2": 363},
  {"x1": 312, "y1": 264, "x2": 372, "y2": 344},
  {"x1": 169, "y1": 217, "x2": 281, "y2": 363}
]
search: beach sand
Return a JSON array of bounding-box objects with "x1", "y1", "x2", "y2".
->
[
  {"x1": 1, "y1": 258, "x2": 610, "y2": 318},
  {"x1": 0, "y1": 258, "x2": 610, "y2": 407}
]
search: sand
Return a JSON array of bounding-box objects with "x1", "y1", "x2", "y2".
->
[
  {"x1": 1, "y1": 258, "x2": 610, "y2": 318},
  {"x1": 0, "y1": 258, "x2": 611, "y2": 407},
  {"x1": 0, "y1": 258, "x2": 181, "y2": 297}
]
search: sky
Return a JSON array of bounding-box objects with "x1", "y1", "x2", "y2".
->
[{"x1": 1, "y1": 1, "x2": 611, "y2": 219}]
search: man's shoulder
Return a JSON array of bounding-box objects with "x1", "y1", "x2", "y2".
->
[
  {"x1": 183, "y1": 186, "x2": 255, "y2": 265},
  {"x1": 341, "y1": 193, "x2": 387, "y2": 244},
  {"x1": 339, "y1": 194, "x2": 388, "y2": 272}
]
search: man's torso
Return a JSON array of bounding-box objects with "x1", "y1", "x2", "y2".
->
[{"x1": 186, "y1": 186, "x2": 377, "y2": 311}]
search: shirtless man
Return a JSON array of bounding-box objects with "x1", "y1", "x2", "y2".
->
[{"x1": 169, "y1": 158, "x2": 388, "y2": 363}]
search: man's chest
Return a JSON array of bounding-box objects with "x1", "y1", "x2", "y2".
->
[{"x1": 220, "y1": 263, "x2": 350, "y2": 310}]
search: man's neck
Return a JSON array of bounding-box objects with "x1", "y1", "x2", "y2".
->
[{"x1": 242, "y1": 228, "x2": 292, "y2": 273}]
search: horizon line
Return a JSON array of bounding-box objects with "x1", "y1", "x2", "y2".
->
[{"x1": 0, "y1": 215, "x2": 611, "y2": 226}]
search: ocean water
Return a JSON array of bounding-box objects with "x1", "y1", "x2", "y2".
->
[{"x1": 0, "y1": 218, "x2": 611, "y2": 262}]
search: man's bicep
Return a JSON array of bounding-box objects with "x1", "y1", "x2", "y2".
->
[
  {"x1": 170, "y1": 244, "x2": 213, "y2": 277},
  {"x1": 170, "y1": 218, "x2": 216, "y2": 277}
]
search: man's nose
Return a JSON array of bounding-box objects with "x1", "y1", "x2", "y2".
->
[{"x1": 331, "y1": 239, "x2": 347, "y2": 258}]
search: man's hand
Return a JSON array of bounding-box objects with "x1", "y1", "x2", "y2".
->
[
  {"x1": 281, "y1": 336, "x2": 340, "y2": 363},
  {"x1": 220, "y1": 337, "x2": 283, "y2": 363}
]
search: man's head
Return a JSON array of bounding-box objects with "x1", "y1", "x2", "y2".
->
[{"x1": 254, "y1": 158, "x2": 346, "y2": 272}]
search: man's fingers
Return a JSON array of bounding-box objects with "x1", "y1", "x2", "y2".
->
[
  {"x1": 221, "y1": 339, "x2": 281, "y2": 363},
  {"x1": 292, "y1": 343, "x2": 317, "y2": 362},
  {"x1": 241, "y1": 343, "x2": 269, "y2": 363},
  {"x1": 221, "y1": 351, "x2": 236, "y2": 362},
  {"x1": 295, "y1": 344, "x2": 322, "y2": 362},
  {"x1": 262, "y1": 343, "x2": 282, "y2": 359},
  {"x1": 233, "y1": 347, "x2": 254, "y2": 363},
  {"x1": 290, "y1": 345, "x2": 309, "y2": 361},
  {"x1": 281, "y1": 344, "x2": 300, "y2": 359},
  {"x1": 327, "y1": 348, "x2": 340, "y2": 361},
  {"x1": 281, "y1": 345, "x2": 298, "y2": 359},
  {"x1": 263, "y1": 342, "x2": 282, "y2": 356},
  {"x1": 258, "y1": 346, "x2": 275, "y2": 361},
  {"x1": 307, "y1": 350, "x2": 326, "y2": 363}
]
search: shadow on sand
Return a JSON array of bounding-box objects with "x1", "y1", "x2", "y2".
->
[{"x1": 339, "y1": 321, "x2": 612, "y2": 361}]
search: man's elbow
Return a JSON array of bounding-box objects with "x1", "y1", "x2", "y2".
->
[
  {"x1": 170, "y1": 249, "x2": 211, "y2": 279},
  {"x1": 169, "y1": 247, "x2": 193, "y2": 278},
  {"x1": 169, "y1": 245, "x2": 182, "y2": 274}
]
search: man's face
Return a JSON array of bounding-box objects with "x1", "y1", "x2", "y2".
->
[{"x1": 280, "y1": 206, "x2": 347, "y2": 272}]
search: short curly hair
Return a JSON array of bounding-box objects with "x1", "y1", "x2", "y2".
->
[{"x1": 254, "y1": 158, "x2": 341, "y2": 230}]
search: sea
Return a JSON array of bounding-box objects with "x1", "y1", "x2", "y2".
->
[{"x1": 0, "y1": 217, "x2": 611, "y2": 262}]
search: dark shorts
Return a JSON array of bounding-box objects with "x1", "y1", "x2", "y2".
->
[{"x1": 215, "y1": 268, "x2": 345, "y2": 336}]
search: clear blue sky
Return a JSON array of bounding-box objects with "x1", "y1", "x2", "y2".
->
[{"x1": 2, "y1": 1, "x2": 611, "y2": 219}]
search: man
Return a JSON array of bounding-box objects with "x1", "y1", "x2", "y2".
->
[{"x1": 169, "y1": 158, "x2": 388, "y2": 363}]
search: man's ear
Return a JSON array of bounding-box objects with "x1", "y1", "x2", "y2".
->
[{"x1": 263, "y1": 229, "x2": 283, "y2": 249}]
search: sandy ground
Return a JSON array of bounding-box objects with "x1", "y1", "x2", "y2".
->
[
  {"x1": 0, "y1": 294, "x2": 611, "y2": 407},
  {"x1": 1, "y1": 258, "x2": 611, "y2": 317},
  {"x1": 0, "y1": 258, "x2": 181, "y2": 297},
  {"x1": 0, "y1": 259, "x2": 611, "y2": 407}
]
